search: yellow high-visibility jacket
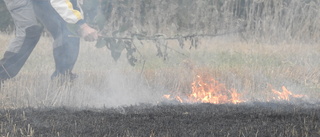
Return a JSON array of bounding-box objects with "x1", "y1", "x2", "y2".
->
[{"x1": 50, "y1": 0, "x2": 85, "y2": 25}]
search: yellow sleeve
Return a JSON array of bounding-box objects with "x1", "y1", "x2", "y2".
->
[{"x1": 50, "y1": 0, "x2": 83, "y2": 24}]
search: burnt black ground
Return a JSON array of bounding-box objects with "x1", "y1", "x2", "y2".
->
[{"x1": 0, "y1": 102, "x2": 319, "y2": 137}]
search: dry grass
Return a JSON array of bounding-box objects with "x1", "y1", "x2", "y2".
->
[
  {"x1": 0, "y1": 32, "x2": 319, "y2": 108},
  {"x1": 0, "y1": 34, "x2": 319, "y2": 137},
  {"x1": 0, "y1": 1, "x2": 318, "y2": 136},
  {"x1": 97, "y1": 0, "x2": 320, "y2": 43}
]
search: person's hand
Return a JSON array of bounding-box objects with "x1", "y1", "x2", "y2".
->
[{"x1": 80, "y1": 23, "x2": 98, "y2": 41}]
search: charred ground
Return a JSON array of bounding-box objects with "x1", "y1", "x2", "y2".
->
[{"x1": 0, "y1": 102, "x2": 319, "y2": 137}]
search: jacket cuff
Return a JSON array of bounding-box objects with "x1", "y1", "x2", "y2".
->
[{"x1": 76, "y1": 19, "x2": 85, "y2": 26}]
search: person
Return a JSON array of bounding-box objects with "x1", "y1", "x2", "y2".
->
[
  {"x1": 0, "y1": 0, "x2": 43, "y2": 82},
  {"x1": 0, "y1": 0, "x2": 98, "y2": 83},
  {"x1": 32, "y1": 0, "x2": 99, "y2": 80}
]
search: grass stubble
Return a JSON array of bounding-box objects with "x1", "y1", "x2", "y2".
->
[{"x1": 0, "y1": 33, "x2": 319, "y2": 136}]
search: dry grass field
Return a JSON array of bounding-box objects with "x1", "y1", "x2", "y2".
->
[
  {"x1": 0, "y1": 28, "x2": 320, "y2": 137},
  {"x1": 0, "y1": 0, "x2": 320, "y2": 136},
  {"x1": 0, "y1": 33, "x2": 320, "y2": 108}
]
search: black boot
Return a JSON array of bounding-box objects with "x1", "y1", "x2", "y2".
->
[{"x1": 51, "y1": 71, "x2": 78, "y2": 85}]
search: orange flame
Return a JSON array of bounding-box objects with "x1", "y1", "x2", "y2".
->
[
  {"x1": 272, "y1": 86, "x2": 305, "y2": 101},
  {"x1": 163, "y1": 75, "x2": 306, "y2": 104},
  {"x1": 164, "y1": 75, "x2": 245, "y2": 104}
]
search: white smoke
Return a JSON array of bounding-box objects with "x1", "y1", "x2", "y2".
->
[{"x1": 75, "y1": 68, "x2": 160, "y2": 108}]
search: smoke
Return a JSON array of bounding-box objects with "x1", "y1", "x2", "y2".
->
[
  {"x1": 83, "y1": 70, "x2": 155, "y2": 107},
  {"x1": 64, "y1": 67, "x2": 159, "y2": 108}
]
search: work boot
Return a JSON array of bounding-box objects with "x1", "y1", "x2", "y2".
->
[
  {"x1": 51, "y1": 71, "x2": 78, "y2": 85},
  {"x1": 69, "y1": 73, "x2": 78, "y2": 81}
]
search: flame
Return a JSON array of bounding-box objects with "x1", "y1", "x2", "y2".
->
[
  {"x1": 272, "y1": 86, "x2": 305, "y2": 101},
  {"x1": 163, "y1": 75, "x2": 306, "y2": 104},
  {"x1": 164, "y1": 75, "x2": 245, "y2": 104}
]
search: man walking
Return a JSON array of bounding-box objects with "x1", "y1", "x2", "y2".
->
[
  {"x1": 1, "y1": 0, "x2": 98, "y2": 83},
  {"x1": 0, "y1": 0, "x2": 42, "y2": 82},
  {"x1": 32, "y1": 0, "x2": 98, "y2": 80}
]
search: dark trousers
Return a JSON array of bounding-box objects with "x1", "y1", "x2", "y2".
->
[
  {"x1": 0, "y1": 0, "x2": 42, "y2": 81},
  {"x1": 32, "y1": 0, "x2": 80, "y2": 79},
  {"x1": 0, "y1": 0, "x2": 80, "y2": 81}
]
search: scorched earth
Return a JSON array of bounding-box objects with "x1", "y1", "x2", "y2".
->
[{"x1": 0, "y1": 102, "x2": 319, "y2": 137}]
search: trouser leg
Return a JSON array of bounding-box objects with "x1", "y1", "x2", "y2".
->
[
  {"x1": 32, "y1": 0, "x2": 80, "y2": 79},
  {"x1": 0, "y1": 26, "x2": 42, "y2": 80},
  {"x1": 0, "y1": 0, "x2": 42, "y2": 81}
]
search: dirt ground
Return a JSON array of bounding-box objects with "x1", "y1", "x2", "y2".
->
[{"x1": 0, "y1": 102, "x2": 319, "y2": 137}]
